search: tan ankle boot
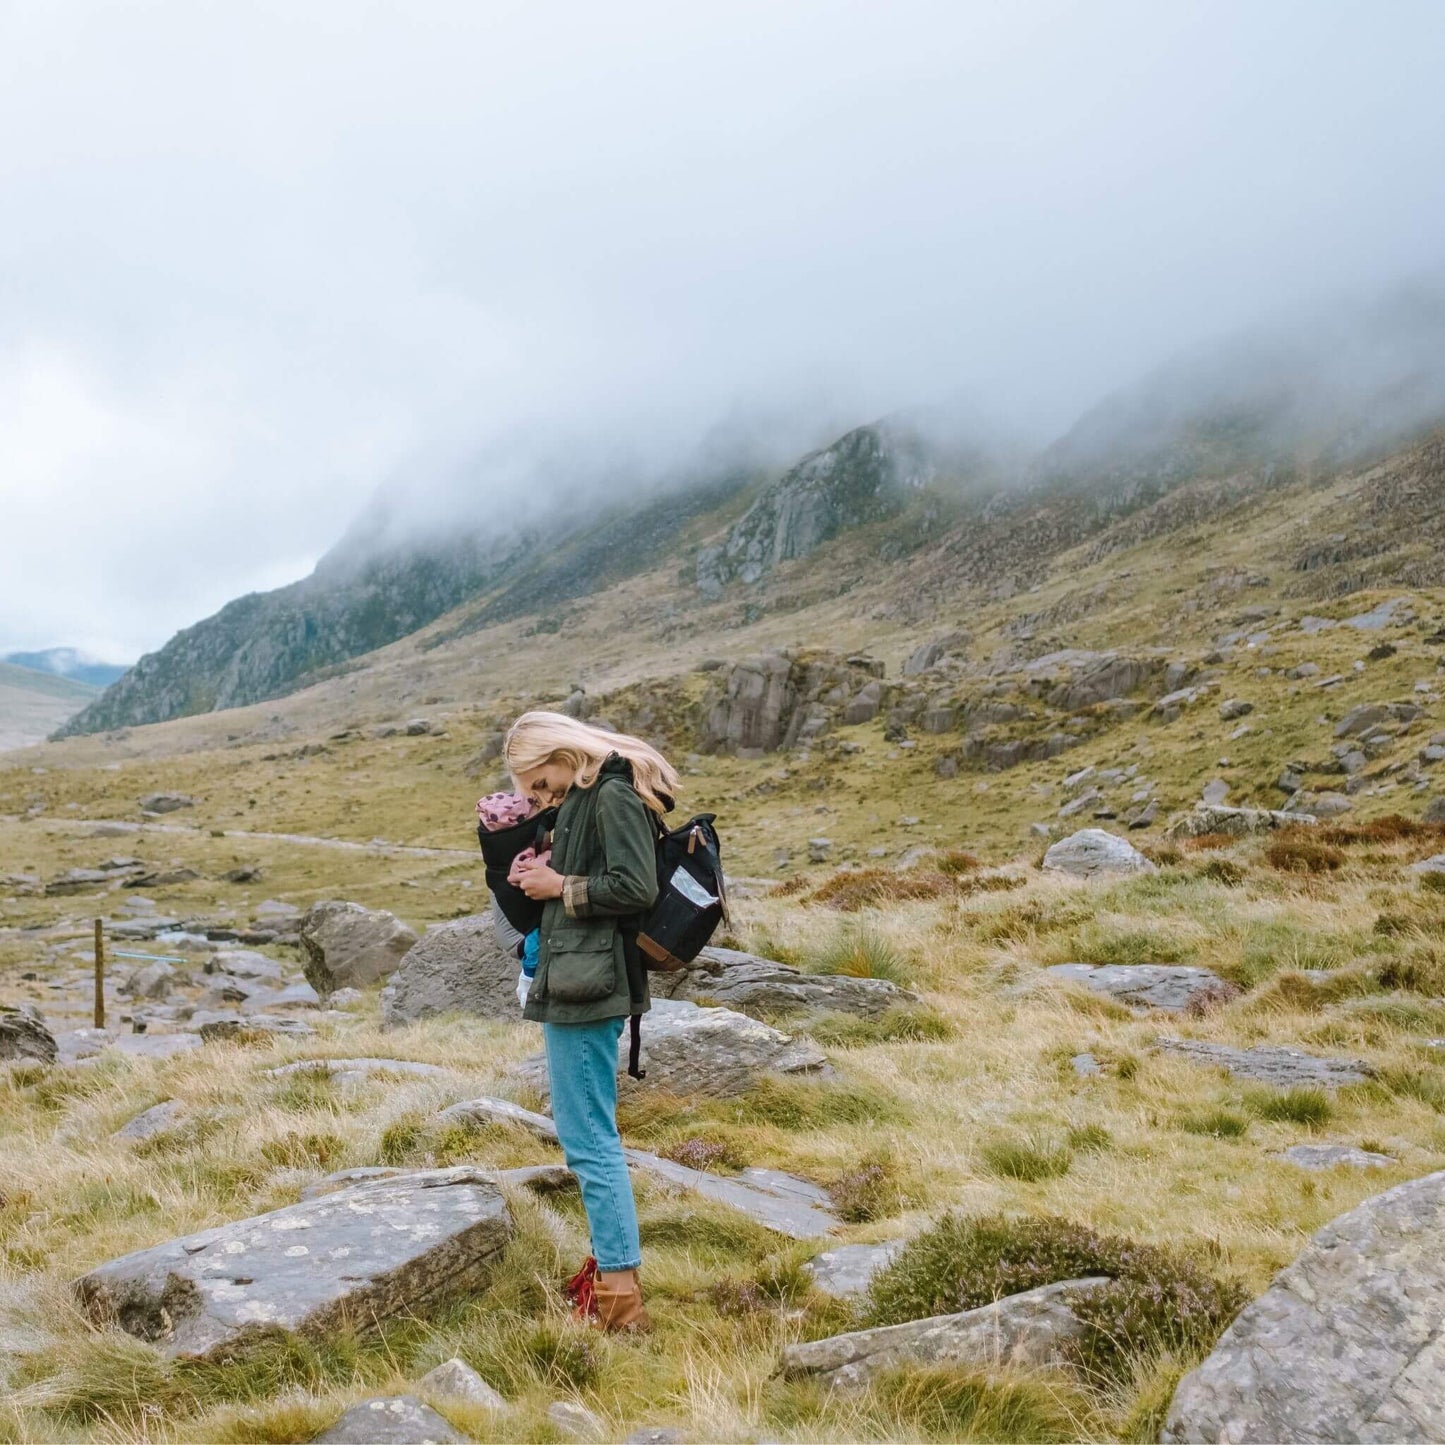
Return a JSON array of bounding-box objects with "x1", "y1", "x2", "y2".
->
[{"x1": 594, "y1": 1268, "x2": 652, "y2": 1334}]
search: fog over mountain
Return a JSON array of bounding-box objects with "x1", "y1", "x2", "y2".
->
[{"x1": 3, "y1": 1, "x2": 1445, "y2": 660}]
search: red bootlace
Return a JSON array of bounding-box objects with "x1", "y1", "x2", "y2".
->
[{"x1": 564, "y1": 1255, "x2": 598, "y2": 1320}]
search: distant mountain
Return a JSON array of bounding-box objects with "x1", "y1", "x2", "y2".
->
[
  {"x1": 0, "y1": 661, "x2": 98, "y2": 752},
  {"x1": 55, "y1": 461, "x2": 756, "y2": 738},
  {"x1": 3, "y1": 648, "x2": 128, "y2": 689}
]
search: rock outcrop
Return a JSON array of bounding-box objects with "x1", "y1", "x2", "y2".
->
[
  {"x1": 1167, "y1": 804, "x2": 1316, "y2": 838},
  {"x1": 300, "y1": 901, "x2": 418, "y2": 996},
  {"x1": 315, "y1": 1396, "x2": 464, "y2": 1444},
  {"x1": 699, "y1": 651, "x2": 886, "y2": 755},
  {"x1": 696, "y1": 419, "x2": 955, "y2": 594},
  {"x1": 1164, "y1": 1170, "x2": 1445, "y2": 1443},
  {"x1": 380, "y1": 914, "x2": 520, "y2": 1026},
  {"x1": 76, "y1": 1168, "x2": 513, "y2": 1359},
  {"x1": 782, "y1": 1278, "x2": 1109, "y2": 1388},
  {"x1": 0, "y1": 1005, "x2": 58, "y2": 1064}
]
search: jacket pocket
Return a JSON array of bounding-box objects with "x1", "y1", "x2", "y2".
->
[{"x1": 541, "y1": 921, "x2": 618, "y2": 1003}]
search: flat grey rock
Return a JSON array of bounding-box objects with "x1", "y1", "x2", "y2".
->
[
  {"x1": 1279, "y1": 1144, "x2": 1396, "y2": 1171},
  {"x1": 625, "y1": 1431, "x2": 686, "y2": 1444},
  {"x1": 301, "y1": 1163, "x2": 575, "y2": 1201},
  {"x1": 76, "y1": 1169, "x2": 513, "y2": 1360},
  {"x1": 54, "y1": 1026, "x2": 113, "y2": 1062},
  {"x1": 653, "y1": 945, "x2": 919, "y2": 1020},
  {"x1": 314, "y1": 1395, "x2": 463, "y2": 1443},
  {"x1": 1071, "y1": 1052, "x2": 1102, "y2": 1076},
  {"x1": 1041, "y1": 828, "x2": 1155, "y2": 877},
  {"x1": 1165, "y1": 1170, "x2": 1445, "y2": 1443},
  {"x1": 1410, "y1": 852, "x2": 1445, "y2": 876},
  {"x1": 804, "y1": 1240, "x2": 907, "y2": 1297},
  {"x1": 434, "y1": 1096, "x2": 837, "y2": 1238},
  {"x1": 110, "y1": 1031, "x2": 202, "y2": 1058},
  {"x1": 417, "y1": 1357, "x2": 508, "y2": 1410},
  {"x1": 251, "y1": 981, "x2": 322, "y2": 1011},
  {"x1": 1158, "y1": 1037, "x2": 1373, "y2": 1087},
  {"x1": 116, "y1": 1099, "x2": 186, "y2": 1140},
  {"x1": 626, "y1": 1148, "x2": 839, "y2": 1239},
  {"x1": 1047, "y1": 964, "x2": 1237, "y2": 1012},
  {"x1": 782, "y1": 1278, "x2": 1108, "y2": 1388},
  {"x1": 510, "y1": 998, "x2": 827, "y2": 1100},
  {"x1": 380, "y1": 913, "x2": 520, "y2": 1027},
  {"x1": 301, "y1": 901, "x2": 418, "y2": 996},
  {"x1": 208, "y1": 949, "x2": 285, "y2": 980}
]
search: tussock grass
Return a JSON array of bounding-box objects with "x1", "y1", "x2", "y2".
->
[
  {"x1": 1244, "y1": 1087, "x2": 1334, "y2": 1129},
  {"x1": 800, "y1": 924, "x2": 914, "y2": 986},
  {"x1": 979, "y1": 1132, "x2": 1074, "y2": 1182}
]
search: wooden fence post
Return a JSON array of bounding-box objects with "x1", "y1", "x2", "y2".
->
[{"x1": 93, "y1": 918, "x2": 105, "y2": 1029}]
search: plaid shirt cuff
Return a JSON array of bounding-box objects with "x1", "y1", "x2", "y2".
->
[{"x1": 562, "y1": 875, "x2": 589, "y2": 918}]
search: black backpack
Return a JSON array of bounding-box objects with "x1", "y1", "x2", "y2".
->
[{"x1": 636, "y1": 812, "x2": 728, "y2": 970}]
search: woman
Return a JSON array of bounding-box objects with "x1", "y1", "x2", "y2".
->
[{"x1": 504, "y1": 709, "x2": 677, "y2": 1333}]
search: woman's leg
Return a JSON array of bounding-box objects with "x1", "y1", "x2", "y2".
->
[{"x1": 543, "y1": 1017, "x2": 641, "y2": 1273}]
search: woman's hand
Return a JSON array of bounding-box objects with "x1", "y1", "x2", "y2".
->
[{"x1": 517, "y1": 862, "x2": 566, "y2": 900}]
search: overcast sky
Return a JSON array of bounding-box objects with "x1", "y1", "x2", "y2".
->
[{"x1": 3, "y1": 1, "x2": 1443, "y2": 662}]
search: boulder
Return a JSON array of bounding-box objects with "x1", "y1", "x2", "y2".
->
[
  {"x1": 315, "y1": 1396, "x2": 464, "y2": 1444},
  {"x1": 653, "y1": 945, "x2": 918, "y2": 1020},
  {"x1": 1164, "y1": 1170, "x2": 1445, "y2": 1443},
  {"x1": 548, "y1": 1401, "x2": 606, "y2": 1441},
  {"x1": 1289, "y1": 789, "x2": 1353, "y2": 818},
  {"x1": 903, "y1": 634, "x2": 966, "y2": 675},
  {"x1": 302, "y1": 1163, "x2": 573, "y2": 1202},
  {"x1": 804, "y1": 1240, "x2": 907, "y2": 1298},
  {"x1": 509, "y1": 998, "x2": 827, "y2": 1099},
  {"x1": 418, "y1": 1358, "x2": 508, "y2": 1411},
  {"x1": 1410, "y1": 853, "x2": 1445, "y2": 877},
  {"x1": 1166, "y1": 804, "x2": 1314, "y2": 838},
  {"x1": 1335, "y1": 703, "x2": 1392, "y2": 737},
  {"x1": 1046, "y1": 964, "x2": 1236, "y2": 1012},
  {"x1": 1041, "y1": 829, "x2": 1155, "y2": 878},
  {"x1": 138, "y1": 792, "x2": 195, "y2": 813},
  {"x1": 76, "y1": 1169, "x2": 513, "y2": 1360},
  {"x1": 1424, "y1": 796, "x2": 1445, "y2": 824},
  {"x1": 782, "y1": 1278, "x2": 1109, "y2": 1388},
  {"x1": 1279, "y1": 1144, "x2": 1395, "y2": 1171},
  {"x1": 1218, "y1": 698, "x2": 1253, "y2": 720},
  {"x1": 300, "y1": 901, "x2": 418, "y2": 996},
  {"x1": 120, "y1": 961, "x2": 176, "y2": 1000},
  {"x1": 0, "y1": 1005, "x2": 58, "y2": 1064},
  {"x1": 1157, "y1": 1037, "x2": 1372, "y2": 1087},
  {"x1": 380, "y1": 914, "x2": 519, "y2": 1027}
]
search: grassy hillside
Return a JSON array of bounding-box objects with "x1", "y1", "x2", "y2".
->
[{"x1": 2, "y1": 424, "x2": 1444, "y2": 1443}]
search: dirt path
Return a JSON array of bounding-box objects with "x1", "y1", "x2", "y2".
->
[{"x1": 1, "y1": 815, "x2": 475, "y2": 859}]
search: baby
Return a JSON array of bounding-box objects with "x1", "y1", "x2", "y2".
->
[{"x1": 475, "y1": 791, "x2": 551, "y2": 1003}]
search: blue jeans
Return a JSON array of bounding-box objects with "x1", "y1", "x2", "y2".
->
[{"x1": 543, "y1": 1017, "x2": 641, "y2": 1273}]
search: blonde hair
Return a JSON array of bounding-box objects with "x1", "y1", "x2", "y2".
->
[{"x1": 503, "y1": 710, "x2": 679, "y2": 816}]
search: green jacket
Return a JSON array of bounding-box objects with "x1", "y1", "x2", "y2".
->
[{"x1": 521, "y1": 754, "x2": 658, "y2": 1025}]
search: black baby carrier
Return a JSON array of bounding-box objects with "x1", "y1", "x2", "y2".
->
[{"x1": 476, "y1": 805, "x2": 558, "y2": 938}]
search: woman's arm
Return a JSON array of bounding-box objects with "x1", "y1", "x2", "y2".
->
[{"x1": 562, "y1": 782, "x2": 660, "y2": 919}]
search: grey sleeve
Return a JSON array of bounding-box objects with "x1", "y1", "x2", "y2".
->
[{"x1": 490, "y1": 895, "x2": 524, "y2": 958}]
